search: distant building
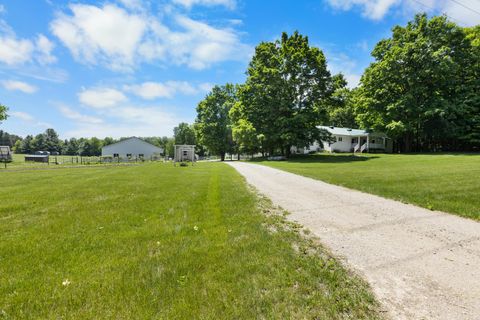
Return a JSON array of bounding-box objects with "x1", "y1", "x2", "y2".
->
[
  {"x1": 174, "y1": 145, "x2": 196, "y2": 163},
  {"x1": 101, "y1": 137, "x2": 163, "y2": 158},
  {"x1": 292, "y1": 126, "x2": 393, "y2": 154}
]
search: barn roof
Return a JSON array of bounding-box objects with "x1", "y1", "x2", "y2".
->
[{"x1": 101, "y1": 137, "x2": 163, "y2": 150}]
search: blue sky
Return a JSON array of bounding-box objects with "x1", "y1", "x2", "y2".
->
[{"x1": 0, "y1": 0, "x2": 478, "y2": 139}]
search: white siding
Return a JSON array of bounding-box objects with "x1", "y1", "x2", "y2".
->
[
  {"x1": 101, "y1": 137, "x2": 163, "y2": 158},
  {"x1": 321, "y1": 135, "x2": 357, "y2": 152}
]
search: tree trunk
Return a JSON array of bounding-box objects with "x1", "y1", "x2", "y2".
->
[
  {"x1": 237, "y1": 153, "x2": 240, "y2": 161},
  {"x1": 220, "y1": 152, "x2": 225, "y2": 161},
  {"x1": 404, "y1": 134, "x2": 412, "y2": 153},
  {"x1": 285, "y1": 146, "x2": 291, "y2": 158}
]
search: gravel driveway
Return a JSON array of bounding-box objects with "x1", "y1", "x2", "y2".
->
[{"x1": 228, "y1": 161, "x2": 480, "y2": 320}]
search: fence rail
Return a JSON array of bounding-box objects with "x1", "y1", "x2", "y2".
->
[{"x1": 0, "y1": 154, "x2": 166, "y2": 170}]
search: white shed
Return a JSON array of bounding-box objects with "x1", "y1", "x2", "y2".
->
[
  {"x1": 174, "y1": 145, "x2": 195, "y2": 163},
  {"x1": 101, "y1": 137, "x2": 163, "y2": 159}
]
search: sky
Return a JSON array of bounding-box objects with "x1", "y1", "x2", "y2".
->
[{"x1": 0, "y1": 0, "x2": 479, "y2": 139}]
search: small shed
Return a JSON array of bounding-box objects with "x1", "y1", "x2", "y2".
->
[
  {"x1": 174, "y1": 145, "x2": 195, "y2": 164},
  {"x1": 25, "y1": 154, "x2": 49, "y2": 163}
]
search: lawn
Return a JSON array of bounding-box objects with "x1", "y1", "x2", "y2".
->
[
  {"x1": 255, "y1": 153, "x2": 480, "y2": 220},
  {"x1": 0, "y1": 162, "x2": 379, "y2": 319}
]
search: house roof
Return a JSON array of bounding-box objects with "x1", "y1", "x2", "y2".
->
[
  {"x1": 318, "y1": 126, "x2": 386, "y2": 137},
  {"x1": 101, "y1": 137, "x2": 163, "y2": 150}
]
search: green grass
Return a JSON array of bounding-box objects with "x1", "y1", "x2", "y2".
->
[
  {"x1": 0, "y1": 162, "x2": 379, "y2": 319},
  {"x1": 255, "y1": 153, "x2": 480, "y2": 220}
]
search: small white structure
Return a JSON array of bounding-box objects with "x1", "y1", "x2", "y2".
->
[
  {"x1": 101, "y1": 137, "x2": 163, "y2": 158},
  {"x1": 174, "y1": 145, "x2": 195, "y2": 164},
  {"x1": 0, "y1": 146, "x2": 12, "y2": 161},
  {"x1": 293, "y1": 126, "x2": 392, "y2": 154}
]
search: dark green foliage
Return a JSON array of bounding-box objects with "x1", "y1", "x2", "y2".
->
[
  {"x1": 0, "y1": 130, "x2": 22, "y2": 148},
  {"x1": 238, "y1": 31, "x2": 332, "y2": 156},
  {"x1": 356, "y1": 14, "x2": 480, "y2": 152},
  {"x1": 195, "y1": 84, "x2": 236, "y2": 161},
  {"x1": 174, "y1": 122, "x2": 196, "y2": 145}
]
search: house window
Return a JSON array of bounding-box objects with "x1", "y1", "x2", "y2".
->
[
  {"x1": 371, "y1": 139, "x2": 376, "y2": 144},
  {"x1": 139, "y1": 154, "x2": 144, "y2": 158},
  {"x1": 337, "y1": 137, "x2": 343, "y2": 142},
  {"x1": 113, "y1": 153, "x2": 119, "y2": 157},
  {"x1": 127, "y1": 153, "x2": 132, "y2": 157},
  {"x1": 183, "y1": 150, "x2": 188, "y2": 156}
]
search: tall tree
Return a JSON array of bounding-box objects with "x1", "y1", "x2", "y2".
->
[
  {"x1": 356, "y1": 14, "x2": 476, "y2": 152},
  {"x1": 44, "y1": 128, "x2": 61, "y2": 153},
  {"x1": 323, "y1": 74, "x2": 357, "y2": 128},
  {"x1": 239, "y1": 31, "x2": 332, "y2": 156},
  {"x1": 173, "y1": 122, "x2": 196, "y2": 145},
  {"x1": 195, "y1": 84, "x2": 236, "y2": 161},
  {"x1": 20, "y1": 135, "x2": 34, "y2": 154},
  {"x1": 32, "y1": 133, "x2": 46, "y2": 152}
]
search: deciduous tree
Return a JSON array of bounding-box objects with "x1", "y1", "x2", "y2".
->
[{"x1": 195, "y1": 84, "x2": 236, "y2": 161}]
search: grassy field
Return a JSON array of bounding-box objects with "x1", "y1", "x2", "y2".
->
[
  {"x1": 255, "y1": 153, "x2": 480, "y2": 220},
  {"x1": 0, "y1": 162, "x2": 379, "y2": 319}
]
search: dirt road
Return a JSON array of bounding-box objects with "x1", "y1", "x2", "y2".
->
[{"x1": 228, "y1": 162, "x2": 480, "y2": 320}]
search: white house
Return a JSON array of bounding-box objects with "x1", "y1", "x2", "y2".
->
[
  {"x1": 101, "y1": 137, "x2": 163, "y2": 158},
  {"x1": 294, "y1": 126, "x2": 392, "y2": 154}
]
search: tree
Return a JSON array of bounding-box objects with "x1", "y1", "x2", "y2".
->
[
  {"x1": 62, "y1": 138, "x2": 79, "y2": 155},
  {"x1": 323, "y1": 74, "x2": 357, "y2": 128},
  {"x1": 32, "y1": 133, "x2": 46, "y2": 151},
  {"x1": 20, "y1": 135, "x2": 34, "y2": 154},
  {"x1": 0, "y1": 103, "x2": 7, "y2": 123},
  {"x1": 229, "y1": 101, "x2": 260, "y2": 156},
  {"x1": 44, "y1": 128, "x2": 61, "y2": 153},
  {"x1": 173, "y1": 122, "x2": 196, "y2": 145},
  {"x1": 195, "y1": 84, "x2": 236, "y2": 161},
  {"x1": 0, "y1": 130, "x2": 22, "y2": 148},
  {"x1": 239, "y1": 31, "x2": 332, "y2": 156},
  {"x1": 13, "y1": 140, "x2": 22, "y2": 153},
  {"x1": 356, "y1": 14, "x2": 476, "y2": 152}
]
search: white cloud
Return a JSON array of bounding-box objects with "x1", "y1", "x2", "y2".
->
[
  {"x1": 64, "y1": 105, "x2": 183, "y2": 138},
  {"x1": 172, "y1": 0, "x2": 236, "y2": 9},
  {"x1": 58, "y1": 105, "x2": 103, "y2": 124},
  {"x1": 0, "y1": 5, "x2": 5, "y2": 14},
  {"x1": 50, "y1": 3, "x2": 250, "y2": 71},
  {"x1": 35, "y1": 34, "x2": 57, "y2": 64},
  {"x1": 78, "y1": 87, "x2": 127, "y2": 108},
  {"x1": 0, "y1": 19, "x2": 57, "y2": 66},
  {"x1": 325, "y1": 0, "x2": 480, "y2": 26},
  {"x1": 2, "y1": 80, "x2": 37, "y2": 93},
  {"x1": 51, "y1": 4, "x2": 147, "y2": 71},
  {"x1": 9, "y1": 111, "x2": 51, "y2": 128},
  {"x1": 124, "y1": 81, "x2": 207, "y2": 99},
  {"x1": 0, "y1": 36, "x2": 34, "y2": 65},
  {"x1": 10, "y1": 111, "x2": 34, "y2": 121},
  {"x1": 326, "y1": 52, "x2": 363, "y2": 88}
]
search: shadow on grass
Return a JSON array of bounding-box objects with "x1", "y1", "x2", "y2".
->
[{"x1": 252, "y1": 154, "x2": 380, "y2": 163}]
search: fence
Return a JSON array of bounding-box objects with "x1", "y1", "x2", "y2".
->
[{"x1": 0, "y1": 154, "x2": 166, "y2": 170}]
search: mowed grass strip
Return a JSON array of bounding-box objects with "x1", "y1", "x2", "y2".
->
[
  {"x1": 255, "y1": 153, "x2": 480, "y2": 220},
  {"x1": 0, "y1": 163, "x2": 380, "y2": 319}
]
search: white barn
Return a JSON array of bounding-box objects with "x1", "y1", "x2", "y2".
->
[
  {"x1": 294, "y1": 126, "x2": 393, "y2": 154},
  {"x1": 101, "y1": 137, "x2": 163, "y2": 158}
]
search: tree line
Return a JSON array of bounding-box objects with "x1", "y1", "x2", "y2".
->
[
  {"x1": 193, "y1": 14, "x2": 479, "y2": 158},
  {"x1": 1, "y1": 14, "x2": 478, "y2": 158}
]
